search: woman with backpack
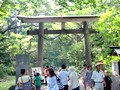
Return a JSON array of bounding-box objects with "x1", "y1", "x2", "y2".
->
[
  {"x1": 47, "y1": 68, "x2": 59, "y2": 90},
  {"x1": 17, "y1": 69, "x2": 31, "y2": 90}
]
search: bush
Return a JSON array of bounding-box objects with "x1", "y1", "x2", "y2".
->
[
  {"x1": 6, "y1": 66, "x2": 16, "y2": 75},
  {"x1": 0, "y1": 64, "x2": 7, "y2": 79},
  {"x1": 0, "y1": 64, "x2": 16, "y2": 79}
]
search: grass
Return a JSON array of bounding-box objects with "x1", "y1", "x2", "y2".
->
[{"x1": 0, "y1": 76, "x2": 15, "y2": 90}]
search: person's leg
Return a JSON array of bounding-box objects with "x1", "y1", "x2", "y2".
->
[
  {"x1": 72, "y1": 86, "x2": 80, "y2": 90},
  {"x1": 36, "y1": 86, "x2": 38, "y2": 90},
  {"x1": 83, "y1": 78, "x2": 86, "y2": 90},
  {"x1": 86, "y1": 86, "x2": 91, "y2": 90},
  {"x1": 64, "y1": 85, "x2": 68, "y2": 90},
  {"x1": 77, "y1": 86, "x2": 80, "y2": 90},
  {"x1": 76, "y1": 86, "x2": 80, "y2": 90},
  {"x1": 95, "y1": 83, "x2": 101, "y2": 90},
  {"x1": 86, "y1": 81, "x2": 91, "y2": 90},
  {"x1": 45, "y1": 76, "x2": 47, "y2": 85},
  {"x1": 39, "y1": 86, "x2": 41, "y2": 90},
  {"x1": 107, "y1": 87, "x2": 111, "y2": 90},
  {"x1": 36, "y1": 86, "x2": 40, "y2": 90},
  {"x1": 100, "y1": 83, "x2": 104, "y2": 90},
  {"x1": 95, "y1": 83, "x2": 105, "y2": 90},
  {"x1": 104, "y1": 87, "x2": 106, "y2": 90},
  {"x1": 94, "y1": 87, "x2": 101, "y2": 90}
]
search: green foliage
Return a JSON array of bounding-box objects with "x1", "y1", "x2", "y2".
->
[
  {"x1": 0, "y1": 64, "x2": 7, "y2": 79},
  {"x1": 55, "y1": 0, "x2": 120, "y2": 12},
  {"x1": 91, "y1": 6, "x2": 120, "y2": 64},
  {"x1": 0, "y1": 63, "x2": 16, "y2": 78},
  {"x1": 104, "y1": 56, "x2": 120, "y2": 67},
  {"x1": 0, "y1": 76, "x2": 15, "y2": 90},
  {"x1": 43, "y1": 34, "x2": 86, "y2": 68},
  {"x1": 6, "y1": 66, "x2": 16, "y2": 76},
  {"x1": 103, "y1": 56, "x2": 120, "y2": 76}
]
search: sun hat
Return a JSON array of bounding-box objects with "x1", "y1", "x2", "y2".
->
[{"x1": 95, "y1": 61, "x2": 104, "y2": 66}]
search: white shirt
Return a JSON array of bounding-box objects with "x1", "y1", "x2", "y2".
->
[
  {"x1": 91, "y1": 70, "x2": 105, "y2": 82},
  {"x1": 17, "y1": 75, "x2": 30, "y2": 83},
  {"x1": 47, "y1": 76, "x2": 59, "y2": 90},
  {"x1": 58, "y1": 69, "x2": 69, "y2": 85},
  {"x1": 69, "y1": 71, "x2": 80, "y2": 89}
]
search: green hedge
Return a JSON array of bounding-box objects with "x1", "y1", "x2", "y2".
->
[
  {"x1": 0, "y1": 64, "x2": 7, "y2": 79},
  {"x1": 0, "y1": 64, "x2": 16, "y2": 79}
]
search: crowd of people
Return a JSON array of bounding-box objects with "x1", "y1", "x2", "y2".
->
[
  {"x1": 44, "y1": 64, "x2": 80, "y2": 90},
  {"x1": 43, "y1": 61, "x2": 112, "y2": 90},
  {"x1": 80, "y1": 62, "x2": 112, "y2": 90},
  {"x1": 16, "y1": 61, "x2": 112, "y2": 90}
]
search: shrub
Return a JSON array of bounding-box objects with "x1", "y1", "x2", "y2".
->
[
  {"x1": 0, "y1": 64, "x2": 16, "y2": 79},
  {"x1": 6, "y1": 66, "x2": 16, "y2": 75},
  {"x1": 0, "y1": 64, "x2": 7, "y2": 79}
]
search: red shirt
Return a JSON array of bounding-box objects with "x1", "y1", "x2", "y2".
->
[{"x1": 45, "y1": 68, "x2": 49, "y2": 76}]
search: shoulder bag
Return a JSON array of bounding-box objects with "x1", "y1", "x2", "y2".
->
[{"x1": 56, "y1": 76, "x2": 64, "y2": 90}]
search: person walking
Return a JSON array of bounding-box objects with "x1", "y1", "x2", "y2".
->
[
  {"x1": 47, "y1": 68, "x2": 59, "y2": 90},
  {"x1": 91, "y1": 62, "x2": 106, "y2": 90},
  {"x1": 34, "y1": 73, "x2": 41, "y2": 90},
  {"x1": 69, "y1": 66, "x2": 80, "y2": 90},
  {"x1": 104, "y1": 70, "x2": 112, "y2": 90},
  {"x1": 17, "y1": 69, "x2": 31, "y2": 90},
  {"x1": 84, "y1": 66, "x2": 93, "y2": 90},
  {"x1": 58, "y1": 64, "x2": 69, "y2": 90},
  {"x1": 44, "y1": 65, "x2": 49, "y2": 85},
  {"x1": 80, "y1": 64, "x2": 87, "y2": 90}
]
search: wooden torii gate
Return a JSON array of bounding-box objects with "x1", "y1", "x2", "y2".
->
[{"x1": 17, "y1": 15, "x2": 99, "y2": 68}]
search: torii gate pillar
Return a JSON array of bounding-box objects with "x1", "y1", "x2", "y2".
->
[
  {"x1": 83, "y1": 21, "x2": 92, "y2": 66},
  {"x1": 37, "y1": 22, "x2": 44, "y2": 68}
]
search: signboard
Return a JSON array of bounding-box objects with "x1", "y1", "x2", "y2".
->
[
  {"x1": 31, "y1": 67, "x2": 44, "y2": 83},
  {"x1": 16, "y1": 54, "x2": 30, "y2": 82},
  {"x1": 32, "y1": 67, "x2": 42, "y2": 76}
]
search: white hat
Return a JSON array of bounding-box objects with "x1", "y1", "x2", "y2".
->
[
  {"x1": 69, "y1": 66, "x2": 75, "y2": 72},
  {"x1": 104, "y1": 70, "x2": 108, "y2": 73}
]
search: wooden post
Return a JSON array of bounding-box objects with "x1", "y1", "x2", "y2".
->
[
  {"x1": 83, "y1": 21, "x2": 92, "y2": 66},
  {"x1": 37, "y1": 22, "x2": 44, "y2": 68},
  {"x1": 61, "y1": 22, "x2": 65, "y2": 29}
]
